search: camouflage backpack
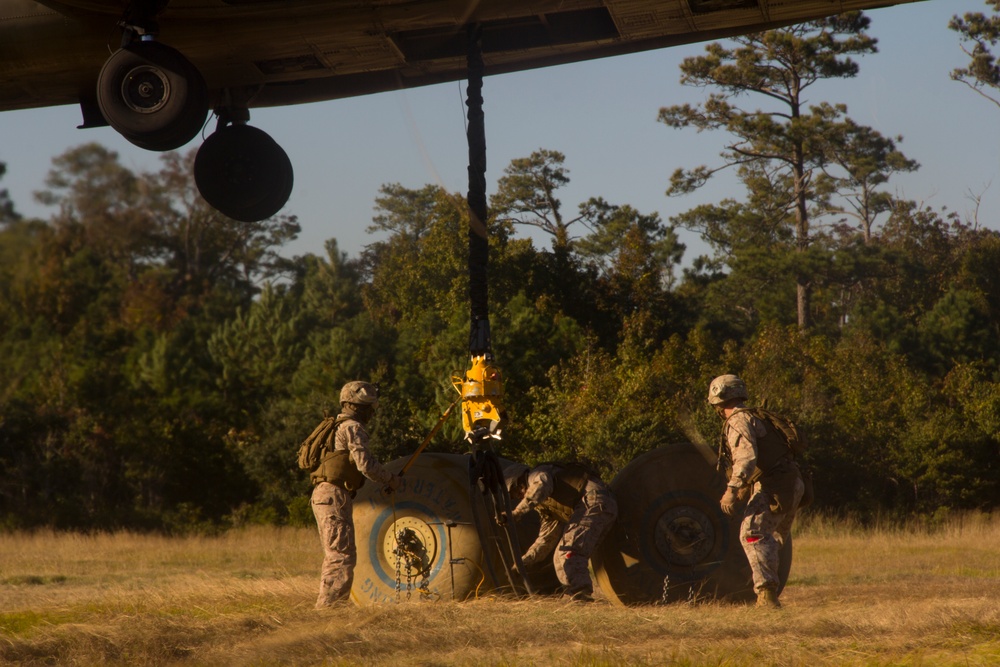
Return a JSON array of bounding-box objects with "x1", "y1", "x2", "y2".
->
[
  {"x1": 296, "y1": 415, "x2": 347, "y2": 472},
  {"x1": 747, "y1": 408, "x2": 806, "y2": 460},
  {"x1": 748, "y1": 407, "x2": 813, "y2": 509}
]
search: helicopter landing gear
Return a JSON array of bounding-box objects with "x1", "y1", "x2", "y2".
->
[
  {"x1": 193, "y1": 114, "x2": 294, "y2": 222},
  {"x1": 97, "y1": 40, "x2": 208, "y2": 152}
]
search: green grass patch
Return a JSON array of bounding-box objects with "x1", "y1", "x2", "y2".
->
[
  {"x1": 788, "y1": 574, "x2": 822, "y2": 586},
  {"x1": 0, "y1": 610, "x2": 68, "y2": 634}
]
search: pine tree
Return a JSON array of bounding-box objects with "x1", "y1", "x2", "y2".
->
[{"x1": 660, "y1": 13, "x2": 881, "y2": 330}]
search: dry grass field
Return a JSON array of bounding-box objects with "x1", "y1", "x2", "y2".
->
[{"x1": 1, "y1": 513, "x2": 998, "y2": 666}]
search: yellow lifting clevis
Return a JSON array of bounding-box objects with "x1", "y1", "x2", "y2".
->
[{"x1": 452, "y1": 354, "x2": 506, "y2": 445}]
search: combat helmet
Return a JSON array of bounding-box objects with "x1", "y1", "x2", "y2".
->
[
  {"x1": 503, "y1": 463, "x2": 530, "y2": 497},
  {"x1": 707, "y1": 374, "x2": 748, "y2": 405},
  {"x1": 339, "y1": 381, "x2": 379, "y2": 407}
]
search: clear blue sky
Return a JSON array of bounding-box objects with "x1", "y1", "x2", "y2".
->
[{"x1": 1, "y1": 0, "x2": 997, "y2": 265}]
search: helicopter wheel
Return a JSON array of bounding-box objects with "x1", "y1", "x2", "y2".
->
[
  {"x1": 97, "y1": 41, "x2": 208, "y2": 151},
  {"x1": 194, "y1": 124, "x2": 293, "y2": 221}
]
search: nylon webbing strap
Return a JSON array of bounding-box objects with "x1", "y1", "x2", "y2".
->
[{"x1": 466, "y1": 24, "x2": 491, "y2": 357}]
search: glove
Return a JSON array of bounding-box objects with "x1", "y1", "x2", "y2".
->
[
  {"x1": 720, "y1": 486, "x2": 740, "y2": 517},
  {"x1": 383, "y1": 474, "x2": 402, "y2": 494}
]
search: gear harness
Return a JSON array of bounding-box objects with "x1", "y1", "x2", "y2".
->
[{"x1": 536, "y1": 464, "x2": 592, "y2": 523}]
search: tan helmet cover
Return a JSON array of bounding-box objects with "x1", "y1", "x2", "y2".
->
[
  {"x1": 503, "y1": 463, "x2": 530, "y2": 495},
  {"x1": 707, "y1": 374, "x2": 748, "y2": 405},
  {"x1": 339, "y1": 381, "x2": 379, "y2": 407}
]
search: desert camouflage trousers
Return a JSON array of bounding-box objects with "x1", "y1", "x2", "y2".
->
[
  {"x1": 554, "y1": 487, "x2": 618, "y2": 596},
  {"x1": 740, "y1": 476, "x2": 805, "y2": 593},
  {"x1": 311, "y1": 481, "x2": 356, "y2": 607}
]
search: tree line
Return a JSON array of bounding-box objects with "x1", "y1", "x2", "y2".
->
[{"x1": 1, "y1": 8, "x2": 999, "y2": 531}]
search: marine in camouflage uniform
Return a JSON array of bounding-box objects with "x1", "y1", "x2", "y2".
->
[
  {"x1": 508, "y1": 463, "x2": 618, "y2": 601},
  {"x1": 310, "y1": 381, "x2": 400, "y2": 608},
  {"x1": 709, "y1": 374, "x2": 804, "y2": 608}
]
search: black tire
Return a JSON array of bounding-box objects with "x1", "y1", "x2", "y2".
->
[
  {"x1": 592, "y1": 442, "x2": 792, "y2": 605},
  {"x1": 194, "y1": 124, "x2": 293, "y2": 221},
  {"x1": 222, "y1": 145, "x2": 293, "y2": 222},
  {"x1": 97, "y1": 41, "x2": 208, "y2": 152},
  {"x1": 351, "y1": 453, "x2": 490, "y2": 605}
]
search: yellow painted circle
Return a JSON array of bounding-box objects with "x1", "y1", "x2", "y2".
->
[{"x1": 381, "y1": 515, "x2": 439, "y2": 577}]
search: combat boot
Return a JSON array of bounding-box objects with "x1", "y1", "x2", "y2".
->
[
  {"x1": 562, "y1": 589, "x2": 595, "y2": 603},
  {"x1": 755, "y1": 587, "x2": 781, "y2": 609}
]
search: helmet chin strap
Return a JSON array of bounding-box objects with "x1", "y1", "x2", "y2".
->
[{"x1": 343, "y1": 402, "x2": 374, "y2": 423}]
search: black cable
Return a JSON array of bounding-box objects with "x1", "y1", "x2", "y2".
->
[{"x1": 466, "y1": 24, "x2": 491, "y2": 358}]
